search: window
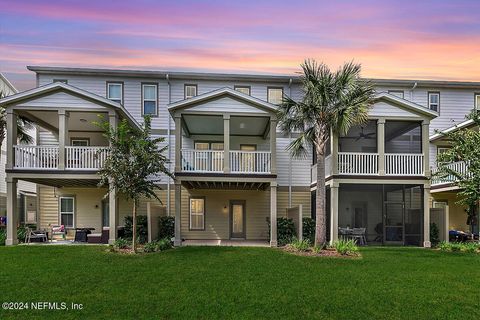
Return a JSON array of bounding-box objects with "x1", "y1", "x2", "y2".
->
[
  {"x1": 107, "y1": 82, "x2": 123, "y2": 104},
  {"x1": 142, "y1": 84, "x2": 158, "y2": 116},
  {"x1": 53, "y1": 79, "x2": 68, "y2": 84},
  {"x1": 428, "y1": 92, "x2": 440, "y2": 112},
  {"x1": 71, "y1": 138, "x2": 89, "y2": 146},
  {"x1": 388, "y1": 90, "x2": 404, "y2": 99},
  {"x1": 437, "y1": 146, "x2": 449, "y2": 155},
  {"x1": 433, "y1": 201, "x2": 448, "y2": 209},
  {"x1": 235, "y1": 86, "x2": 251, "y2": 95},
  {"x1": 475, "y1": 94, "x2": 480, "y2": 110},
  {"x1": 385, "y1": 121, "x2": 422, "y2": 154},
  {"x1": 267, "y1": 87, "x2": 283, "y2": 105},
  {"x1": 184, "y1": 84, "x2": 197, "y2": 99},
  {"x1": 189, "y1": 197, "x2": 205, "y2": 230},
  {"x1": 59, "y1": 197, "x2": 74, "y2": 228}
]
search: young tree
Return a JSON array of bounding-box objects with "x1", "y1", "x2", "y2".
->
[
  {"x1": 435, "y1": 112, "x2": 480, "y2": 234},
  {"x1": 97, "y1": 116, "x2": 172, "y2": 252},
  {"x1": 277, "y1": 59, "x2": 375, "y2": 247}
]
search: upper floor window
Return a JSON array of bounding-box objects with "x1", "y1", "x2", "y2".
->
[
  {"x1": 53, "y1": 79, "x2": 68, "y2": 84},
  {"x1": 142, "y1": 83, "x2": 158, "y2": 116},
  {"x1": 235, "y1": 86, "x2": 251, "y2": 95},
  {"x1": 107, "y1": 82, "x2": 123, "y2": 104},
  {"x1": 388, "y1": 90, "x2": 404, "y2": 99},
  {"x1": 267, "y1": 87, "x2": 283, "y2": 105},
  {"x1": 185, "y1": 84, "x2": 197, "y2": 99},
  {"x1": 428, "y1": 92, "x2": 440, "y2": 112},
  {"x1": 475, "y1": 94, "x2": 480, "y2": 110}
]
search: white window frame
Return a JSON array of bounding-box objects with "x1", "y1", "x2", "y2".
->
[
  {"x1": 428, "y1": 92, "x2": 440, "y2": 112},
  {"x1": 107, "y1": 82, "x2": 123, "y2": 104},
  {"x1": 433, "y1": 200, "x2": 448, "y2": 209},
  {"x1": 142, "y1": 83, "x2": 158, "y2": 116},
  {"x1": 185, "y1": 84, "x2": 197, "y2": 99},
  {"x1": 189, "y1": 197, "x2": 205, "y2": 230},
  {"x1": 234, "y1": 86, "x2": 251, "y2": 95},
  {"x1": 475, "y1": 93, "x2": 480, "y2": 110},
  {"x1": 71, "y1": 138, "x2": 90, "y2": 147},
  {"x1": 437, "y1": 147, "x2": 449, "y2": 154},
  {"x1": 59, "y1": 196, "x2": 75, "y2": 228},
  {"x1": 267, "y1": 87, "x2": 284, "y2": 105}
]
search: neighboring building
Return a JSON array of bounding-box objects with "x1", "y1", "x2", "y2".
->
[
  {"x1": 0, "y1": 66, "x2": 477, "y2": 246},
  {"x1": 0, "y1": 73, "x2": 37, "y2": 227}
]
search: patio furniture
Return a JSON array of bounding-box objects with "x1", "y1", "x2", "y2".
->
[
  {"x1": 25, "y1": 228, "x2": 48, "y2": 243},
  {"x1": 74, "y1": 228, "x2": 94, "y2": 242},
  {"x1": 351, "y1": 228, "x2": 367, "y2": 245},
  {"x1": 50, "y1": 225, "x2": 66, "y2": 242},
  {"x1": 338, "y1": 227, "x2": 353, "y2": 240}
]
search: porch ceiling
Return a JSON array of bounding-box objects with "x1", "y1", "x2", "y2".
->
[
  {"x1": 17, "y1": 177, "x2": 100, "y2": 188},
  {"x1": 181, "y1": 180, "x2": 269, "y2": 190},
  {"x1": 183, "y1": 114, "x2": 269, "y2": 136},
  {"x1": 19, "y1": 110, "x2": 108, "y2": 133}
]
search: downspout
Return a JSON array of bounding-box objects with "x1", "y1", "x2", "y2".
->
[
  {"x1": 166, "y1": 74, "x2": 171, "y2": 216},
  {"x1": 410, "y1": 82, "x2": 417, "y2": 100},
  {"x1": 288, "y1": 78, "x2": 293, "y2": 208}
]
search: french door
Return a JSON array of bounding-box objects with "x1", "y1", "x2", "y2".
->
[{"x1": 384, "y1": 201, "x2": 404, "y2": 245}]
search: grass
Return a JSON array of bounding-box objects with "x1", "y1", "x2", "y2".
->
[{"x1": 0, "y1": 246, "x2": 479, "y2": 319}]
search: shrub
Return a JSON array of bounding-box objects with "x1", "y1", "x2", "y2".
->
[
  {"x1": 17, "y1": 226, "x2": 28, "y2": 243},
  {"x1": 266, "y1": 217, "x2": 296, "y2": 246},
  {"x1": 302, "y1": 217, "x2": 315, "y2": 244},
  {"x1": 158, "y1": 216, "x2": 174, "y2": 239},
  {"x1": 289, "y1": 238, "x2": 310, "y2": 251},
  {"x1": 430, "y1": 223, "x2": 440, "y2": 247},
  {"x1": 462, "y1": 242, "x2": 479, "y2": 253},
  {"x1": 124, "y1": 215, "x2": 148, "y2": 244},
  {"x1": 333, "y1": 239, "x2": 359, "y2": 256},
  {"x1": 0, "y1": 228, "x2": 5, "y2": 246},
  {"x1": 312, "y1": 245, "x2": 322, "y2": 254},
  {"x1": 143, "y1": 241, "x2": 158, "y2": 253},
  {"x1": 439, "y1": 241, "x2": 480, "y2": 253},
  {"x1": 156, "y1": 238, "x2": 172, "y2": 251},
  {"x1": 113, "y1": 238, "x2": 130, "y2": 249},
  {"x1": 439, "y1": 241, "x2": 452, "y2": 252}
]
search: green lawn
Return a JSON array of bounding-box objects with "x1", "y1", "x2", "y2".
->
[{"x1": 0, "y1": 246, "x2": 479, "y2": 320}]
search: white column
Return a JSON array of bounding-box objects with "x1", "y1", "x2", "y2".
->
[
  {"x1": 6, "y1": 109, "x2": 17, "y2": 170},
  {"x1": 422, "y1": 120, "x2": 430, "y2": 177},
  {"x1": 329, "y1": 183, "x2": 339, "y2": 245},
  {"x1": 108, "y1": 183, "x2": 118, "y2": 244},
  {"x1": 270, "y1": 181, "x2": 277, "y2": 247},
  {"x1": 174, "y1": 115, "x2": 182, "y2": 172},
  {"x1": 270, "y1": 119, "x2": 277, "y2": 174},
  {"x1": 174, "y1": 182, "x2": 182, "y2": 246},
  {"x1": 58, "y1": 110, "x2": 69, "y2": 170},
  {"x1": 377, "y1": 118, "x2": 385, "y2": 175},
  {"x1": 223, "y1": 115, "x2": 230, "y2": 173},
  {"x1": 423, "y1": 185, "x2": 431, "y2": 247},
  {"x1": 6, "y1": 177, "x2": 18, "y2": 245}
]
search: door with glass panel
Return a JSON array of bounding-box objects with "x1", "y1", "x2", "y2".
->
[
  {"x1": 210, "y1": 142, "x2": 224, "y2": 172},
  {"x1": 240, "y1": 144, "x2": 256, "y2": 172},
  {"x1": 384, "y1": 201, "x2": 404, "y2": 245},
  {"x1": 230, "y1": 200, "x2": 246, "y2": 239}
]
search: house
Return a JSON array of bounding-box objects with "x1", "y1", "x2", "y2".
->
[
  {"x1": 0, "y1": 73, "x2": 37, "y2": 227},
  {"x1": 0, "y1": 66, "x2": 478, "y2": 246}
]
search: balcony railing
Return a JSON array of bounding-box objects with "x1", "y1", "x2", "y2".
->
[
  {"x1": 181, "y1": 149, "x2": 271, "y2": 174},
  {"x1": 338, "y1": 152, "x2": 379, "y2": 175},
  {"x1": 431, "y1": 161, "x2": 468, "y2": 185},
  {"x1": 13, "y1": 145, "x2": 108, "y2": 170},
  {"x1": 385, "y1": 153, "x2": 424, "y2": 176}
]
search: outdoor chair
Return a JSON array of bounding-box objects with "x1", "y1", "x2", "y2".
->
[
  {"x1": 50, "y1": 224, "x2": 66, "y2": 241},
  {"x1": 338, "y1": 227, "x2": 352, "y2": 240},
  {"x1": 25, "y1": 228, "x2": 48, "y2": 243},
  {"x1": 351, "y1": 228, "x2": 367, "y2": 245}
]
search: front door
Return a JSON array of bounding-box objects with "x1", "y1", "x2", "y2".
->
[
  {"x1": 384, "y1": 201, "x2": 404, "y2": 245},
  {"x1": 230, "y1": 200, "x2": 246, "y2": 239},
  {"x1": 102, "y1": 198, "x2": 109, "y2": 227}
]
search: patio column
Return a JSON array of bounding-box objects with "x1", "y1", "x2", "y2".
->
[
  {"x1": 422, "y1": 120, "x2": 430, "y2": 177},
  {"x1": 270, "y1": 181, "x2": 277, "y2": 247},
  {"x1": 270, "y1": 118, "x2": 277, "y2": 174},
  {"x1": 331, "y1": 128, "x2": 338, "y2": 175},
  {"x1": 329, "y1": 182, "x2": 339, "y2": 245},
  {"x1": 174, "y1": 181, "x2": 182, "y2": 246},
  {"x1": 377, "y1": 118, "x2": 386, "y2": 175},
  {"x1": 6, "y1": 177, "x2": 18, "y2": 245},
  {"x1": 223, "y1": 114, "x2": 230, "y2": 173},
  {"x1": 58, "y1": 110, "x2": 69, "y2": 170},
  {"x1": 423, "y1": 185, "x2": 431, "y2": 248},
  {"x1": 6, "y1": 109, "x2": 17, "y2": 170},
  {"x1": 174, "y1": 115, "x2": 182, "y2": 172},
  {"x1": 108, "y1": 183, "x2": 118, "y2": 244}
]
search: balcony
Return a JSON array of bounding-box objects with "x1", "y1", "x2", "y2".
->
[
  {"x1": 431, "y1": 161, "x2": 468, "y2": 185},
  {"x1": 181, "y1": 149, "x2": 271, "y2": 174},
  {"x1": 13, "y1": 145, "x2": 109, "y2": 170}
]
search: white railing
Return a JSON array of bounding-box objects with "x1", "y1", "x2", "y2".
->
[
  {"x1": 385, "y1": 153, "x2": 424, "y2": 176},
  {"x1": 338, "y1": 152, "x2": 379, "y2": 175},
  {"x1": 66, "y1": 146, "x2": 109, "y2": 170},
  {"x1": 14, "y1": 145, "x2": 59, "y2": 169},
  {"x1": 181, "y1": 149, "x2": 224, "y2": 172},
  {"x1": 230, "y1": 151, "x2": 271, "y2": 173},
  {"x1": 311, "y1": 155, "x2": 332, "y2": 184},
  {"x1": 431, "y1": 161, "x2": 468, "y2": 185}
]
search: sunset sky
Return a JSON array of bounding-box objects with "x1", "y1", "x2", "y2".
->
[{"x1": 1, "y1": 0, "x2": 480, "y2": 90}]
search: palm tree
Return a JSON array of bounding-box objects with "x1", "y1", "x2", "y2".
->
[
  {"x1": 0, "y1": 90, "x2": 33, "y2": 150},
  {"x1": 278, "y1": 59, "x2": 375, "y2": 247}
]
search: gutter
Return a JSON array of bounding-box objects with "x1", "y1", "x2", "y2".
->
[
  {"x1": 288, "y1": 78, "x2": 293, "y2": 207},
  {"x1": 166, "y1": 74, "x2": 171, "y2": 216}
]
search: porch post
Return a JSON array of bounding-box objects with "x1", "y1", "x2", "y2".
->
[
  {"x1": 108, "y1": 182, "x2": 118, "y2": 244},
  {"x1": 377, "y1": 118, "x2": 385, "y2": 175},
  {"x1": 6, "y1": 176, "x2": 18, "y2": 245},
  {"x1": 270, "y1": 181, "x2": 277, "y2": 247},
  {"x1": 331, "y1": 128, "x2": 338, "y2": 175},
  {"x1": 329, "y1": 182, "x2": 339, "y2": 245},
  {"x1": 174, "y1": 115, "x2": 182, "y2": 172},
  {"x1": 423, "y1": 185, "x2": 431, "y2": 247},
  {"x1": 58, "y1": 110, "x2": 69, "y2": 170},
  {"x1": 270, "y1": 118, "x2": 277, "y2": 174},
  {"x1": 6, "y1": 109, "x2": 17, "y2": 170},
  {"x1": 422, "y1": 120, "x2": 430, "y2": 177},
  {"x1": 174, "y1": 181, "x2": 182, "y2": 246},
  {"x1": 223, "y1": 114, "x2": 230, "y2": 173}
]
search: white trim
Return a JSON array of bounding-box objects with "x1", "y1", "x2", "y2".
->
[
  {"x1": 374, "y1": 92, "x2": 438, "y2": 118},
  {"x1": 0, "y1": 73, "x2": 18, "y2": 93},
  {"x1": 430, "y1": 118, "x2": 475, "y2": 141},
  {"x1": 142, "y1": 84, "x2": 158, "y2": 116},
  {"x1": 189, "y1": 198, "x2": 205, "y2": 230},
  {"x1": 428, "y1": 92, "x2": 440, "y2": 112},
  {"x1": 184, "y1": 85, "x2": 197, "y2": 99},
  {"x1": 59, "y1": 196, "x2": 75, "y2": 228},
  {"x1": 107, "y1": 82, "x2": 123, "y2": 104}
]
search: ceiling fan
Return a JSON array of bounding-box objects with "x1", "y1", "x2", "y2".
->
[{"x1": 354, "y1": 127, "x2": 375, "y2": 141}]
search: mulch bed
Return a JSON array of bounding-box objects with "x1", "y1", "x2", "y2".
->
[{"x1": 282, "y1": 245, "x2": 361, "y2": 258}]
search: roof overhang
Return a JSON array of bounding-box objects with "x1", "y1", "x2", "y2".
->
[
  {"x1": 374, "y1": 92, "x2": 438, "y2": 118},
  {"x1": 430, "y1": 118, "x2": 475, "y2": 142}
]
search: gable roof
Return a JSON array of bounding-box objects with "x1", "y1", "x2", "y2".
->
[
  {"x1": 0, "y1": 73, "x2": 18, "y2": 94},
  {"x1": 0, "y1": 82, "x2": 140, "y2": 128},
  {"x1": 430, "y1": 118, "x2": 475, "y2": 142},
  {"x1": 374, "y1": 92, "x2": 438, "y2": 118},
  {"x1": 168, "y1": 87, "x2": 278, "y2": 114}
]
